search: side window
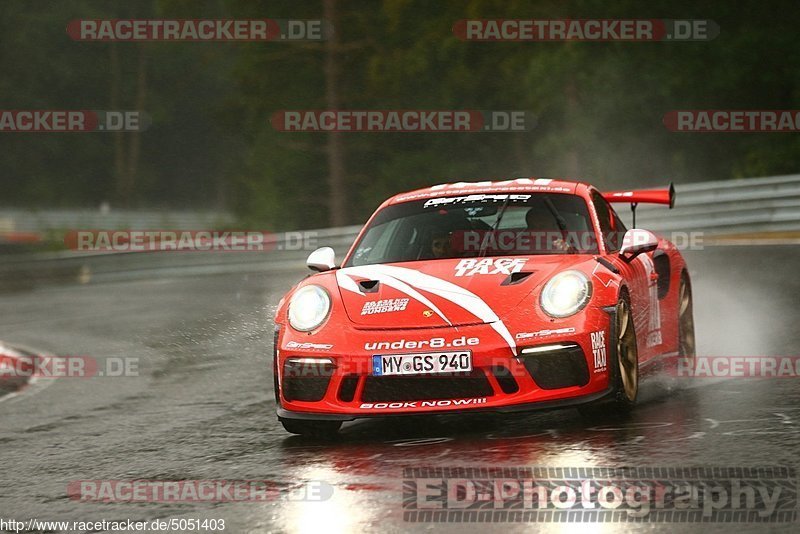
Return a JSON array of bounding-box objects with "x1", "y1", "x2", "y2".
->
[
  {"x1": 591, "y1": 191, "x2": 623, "y2": 252},
  {"x1": 610, "y1": 207, "x2": 628, "y2": 236}
]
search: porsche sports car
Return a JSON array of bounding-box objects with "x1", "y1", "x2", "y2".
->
[{"x1": 273, "y1": 178, "x2": 695, "y2": 436}]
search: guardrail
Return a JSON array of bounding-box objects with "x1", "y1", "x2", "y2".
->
[
  {"x1": 1, "y1": 174, "x2": 797, "y2": 289},
  {"x1": 0, "y1": 207, "x2": 234, "y2": 234},
  {"x1": 4, "y1": 174, "x2": 797, "y2": 238},
  {"x1": 635, "y1": 173, "x2": 800, "y2": 234}
]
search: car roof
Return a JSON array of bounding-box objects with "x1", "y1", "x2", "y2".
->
[{"x1": 386, "y1": 178, "x2": 585, "y2": 205}]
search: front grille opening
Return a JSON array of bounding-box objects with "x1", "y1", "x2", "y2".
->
[
  {"x1": 338, "y1": 374, "x2": 359, "y2": 402},
  {"x1": 521, "y1": 345, "x2": 590, "y2": 390},
  {"x1": 362, "y1": 369, "x2": 493, "y2": 402},
  {"x1": 283, "y1": 376, "x2": 332, "y2": 402},
  {"x1": 491, "y1": 366, "x2": 519, "y2": 394},
  {"x1": 282, "y1": 359, "x2": 335, "y2": 402}
]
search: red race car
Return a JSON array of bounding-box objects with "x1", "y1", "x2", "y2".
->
[{"x1": 274, "y1": 178, "x2": 695, "y2": 436}]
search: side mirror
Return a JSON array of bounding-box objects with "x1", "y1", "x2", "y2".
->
[
  {"x1": 306, "y1": 247, "x2": 336, "y2": 272},
  {"x1": 619, "y1": 229, "x2": 658, "y2": 261}
]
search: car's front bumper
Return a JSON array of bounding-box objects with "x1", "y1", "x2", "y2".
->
[
  {"x1": 274, "y1": 306, "x2": 615, "y2": 421},
  {"x1": 277, "y1": 384, "x2": 613, "y2": 421}
]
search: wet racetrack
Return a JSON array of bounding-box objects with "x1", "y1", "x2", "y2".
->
[{"x1": 1, "y1": 246, "x2": 799, "y2": 533}]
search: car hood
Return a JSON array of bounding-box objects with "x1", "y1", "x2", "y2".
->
[{"x1": 334, "y1": 256, "x2": 587, "y2": 330}]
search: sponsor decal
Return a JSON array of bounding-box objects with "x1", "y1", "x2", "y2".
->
[
  {"x1": 423, "y1": 194, "x2": 531, "y2": 209},
  {"x1": 454, "y1": 258, "x2": 527, "y2": 277},
  {"x1": 590, "y1": 330, "x2": 607, "y2": 373},
  {"x1": 638, "y1": 255, "x2": 663, "y2": 348},
  {"x1": 285, "y1": 341, "x2": 333, "y2": 351},
  {"x1": 359, "y1": 397, "x2": 487, "y2": 409},
  {"x1": 337, "y1": 264, "x2": 517, "y2": 355},
  {"x1": 516, "y1": 327, "x2": 576, "y2": 340},
  {"x1": 364, "y1": 336, "x2": 479, "y2": 352},
  {"x1": 422, "y1": 310, "x2": 434, "y2": 318},
  {"x1": 361, "y1": 298, "x2": 409, "y2": 315}
]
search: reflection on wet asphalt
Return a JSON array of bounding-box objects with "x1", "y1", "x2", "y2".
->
[{"x1": 0, "y1": 247, "x2": 798, "y2": 533}]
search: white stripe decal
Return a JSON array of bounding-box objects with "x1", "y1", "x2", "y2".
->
[
  {"x1": 337, "y1": 265, "x2": 517, "y2": 355},
  {"x1": 337, "y1": 267, "x2": 451, "y2": 325},
  {"x1": 336, "y1": 270, "x2": 362, "y2": 294}
]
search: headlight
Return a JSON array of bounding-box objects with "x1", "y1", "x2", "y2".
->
[
  {"x1": 288, "y1": 285, "x2": 331, "y2": 332},
  {"x1": 540, "y1": 270, "x2": 591, "y2": 318}
]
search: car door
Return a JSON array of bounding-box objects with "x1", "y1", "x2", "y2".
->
[{"x1": 591, "y1": 191, "x2": 659, "y2": 363}]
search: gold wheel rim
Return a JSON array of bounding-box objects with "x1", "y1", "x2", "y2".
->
[
  {"x1": 679, "y1": 280, "x2": 696, "y2": 357},
  {"x1": 617, "y1": 301, "x2": 638, "y2": 402}
]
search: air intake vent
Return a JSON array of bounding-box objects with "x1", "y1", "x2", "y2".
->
[
  {"x1": 501, "y1": 271, "x2": 534, "y2": 286},
  {"x1": 520, "y1": 344, "x2": 590, "y2": 389},
  {"x1": 359, "y1": 280, "x2": 380, "y2": 293}
]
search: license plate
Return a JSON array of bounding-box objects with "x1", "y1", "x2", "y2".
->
[{"x1": 372, "y1": 351, "x2": 472, "y2": 376}]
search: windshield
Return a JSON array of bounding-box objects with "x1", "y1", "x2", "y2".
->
[{"x1": 345, "y1": 193, "x2": 599, "y2": 267}]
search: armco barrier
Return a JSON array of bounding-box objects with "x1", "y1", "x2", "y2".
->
[
  {"x1": 0, "y1": 208, "x2": 234, "y2": 234},
  {"x1": 1, "y1": 174, "x2": 798, "y2": 288},
  {"x1": 635, "y1": 174, "x2": 800, "y2": 234}
]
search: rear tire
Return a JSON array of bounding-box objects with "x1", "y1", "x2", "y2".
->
[
  {"x1": 579, "y1": 292, "x2": 639, "y2": 417},
  {"x1": 678, "y1": 272, "x2": 696, "y2": 358},
  {"x1": 280, "y1": 418, "x2": 342, "y2": 438}
]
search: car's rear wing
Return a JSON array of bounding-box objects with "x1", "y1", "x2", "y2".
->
[
  {"x1": 601, "y1": 183, "x2": 675, "y2": 227},
  {"x1": 602, "y1": 183, "x2": 675, "y2": 208}
]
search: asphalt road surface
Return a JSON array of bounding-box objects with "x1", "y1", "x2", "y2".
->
[{"x1": 1, "y1": 245, "x2": 799, "y2": 533}]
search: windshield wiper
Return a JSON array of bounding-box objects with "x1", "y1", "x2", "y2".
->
[
  {"x1": 543, "y1": 195, "x2": 576, "y2": 254},
  {"x1": 543, "y1": 195, "x2": 568, "y2": 231},
  {"x1": 479, "y1": 195, "x2": 512, "y2": 257}
]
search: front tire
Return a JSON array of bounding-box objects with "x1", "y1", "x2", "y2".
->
[
  {"x1": 280, "y1": 418, "x2": 342, "y2": 438},
  {"x1": 613, "y1": 294, "x2": 639, "y2": 408},
  {"x1": 579, "y1": 292, "x2": 639, "y2": 417}
]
